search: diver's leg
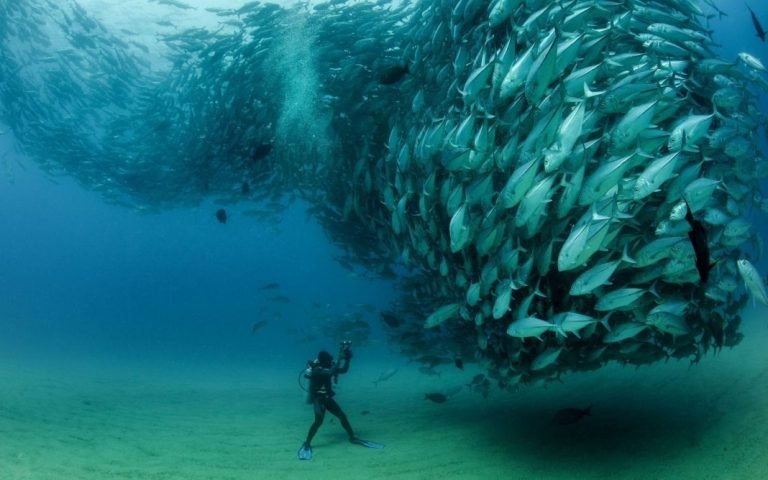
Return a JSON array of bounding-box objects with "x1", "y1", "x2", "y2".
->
[
  {"x1": 305, "y1": 400, "x2": 326, "y2": 445},
  {"x1": 325, "y1": 398, "x2": 355, "y2": 440}
]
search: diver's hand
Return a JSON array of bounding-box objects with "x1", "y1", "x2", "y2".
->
[{"x1": 343, "y1": 349, "x2": 353, "y2": 360}]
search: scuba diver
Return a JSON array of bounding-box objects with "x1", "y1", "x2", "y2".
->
[{"x1": 297, "y1": 341, "x2": 383, "y2": 460}]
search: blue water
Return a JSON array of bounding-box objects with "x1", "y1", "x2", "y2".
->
[
  {"x1": 0, "y1": 129, "x2": 395, "y2": 368},
  {"x1": 2, "y1": 2, "x2": 768, "y2": 479}
]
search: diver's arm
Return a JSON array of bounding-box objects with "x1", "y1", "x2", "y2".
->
[{"x1": 335, "y1": 355, "x2": 351, "y2": 374}]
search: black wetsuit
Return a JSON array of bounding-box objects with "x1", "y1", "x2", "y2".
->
[{"x1": 304, "y1": 357, "x2": 355, "y2": 445}]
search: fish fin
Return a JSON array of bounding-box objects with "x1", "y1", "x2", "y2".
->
[
  {"x1": 583, "y1": 82, "x2": 605, "y2": 98},
  {"x1": 609, "y1": 194, "x2": 622, "y2": 219},
  {"x1": 649, "y1": 281, "x2": 662, "y2": 300},
  {"x1": 555, "y1": 326, "x2": 568, "y2": 338},
  {"x1": 620, "y1": 243, "x2": 637, "y2": 264},
  {"x1": 600, "y1": 312, "x2": 613, "y2": 332}
]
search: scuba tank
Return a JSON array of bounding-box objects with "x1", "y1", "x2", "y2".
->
[{"x1": 298, "y1": 359, "x2": 317, "y2": 404}]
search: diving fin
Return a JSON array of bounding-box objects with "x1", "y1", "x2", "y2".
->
[
  {"x1": 297, "y1": 442, "x2": 313, "y2": 460},
  {"x1": 350, "y1": 437, "x2": 384, "y2": 449}
]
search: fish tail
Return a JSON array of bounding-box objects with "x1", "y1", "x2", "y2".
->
[
  {"x1": 555, "y1": 326, "x2": 568, "y2": 339},
  {"x1": 649, "y1": 281, "x2": 662, "y2": 300},
  {"x1": 583, "y1": 82, "x2": 604, "y2": 98},
  {"x1": 620, "y1": 243, "x2": 636, "y2": 265},
  {"x1": 600, "y1": 313, "x2": 613, "y2": 332}
]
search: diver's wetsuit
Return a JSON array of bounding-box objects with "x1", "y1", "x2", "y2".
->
[{"x1": 304, "y1": 356, "x2": 355, "y2": 445}]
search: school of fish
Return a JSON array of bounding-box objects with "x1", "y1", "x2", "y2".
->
[{"x1": 1, "y1": 0, "x2": 768, "y2": 389}]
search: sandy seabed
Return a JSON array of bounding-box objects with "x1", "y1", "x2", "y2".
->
[{"x1": 2, "y1": 308, "x2": 768, "y2": 480}]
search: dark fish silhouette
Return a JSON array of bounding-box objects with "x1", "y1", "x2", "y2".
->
[
  {"x1": 467, "y1": 373, "x2": 486, "y2": 386},
  {"x1": 454, "y1": 357, "x2": 464, "y2": 370},
  {"x1": 424, "y1": 392, "x2": 447, "y2": 403},
  {"x1": 271, "y1": 294, "x2": 291, "y2": 304},
  {"x1": 215, "y1": 208, "x2": 228, "y2": 224},
  {"x1": 419, "y1": 366, "x2": 441, "y2": 376},
  {"x1": 380, "y1": 311, "x2": 402, "y2": 328},
  {"x1": 251, "y1": 142, "x2": 273, "y2": 161},
  {"x1": 470, "y1": 377, "x2": 491, "y2": 399},
  {"x1": 258, "y1": 282, "x2": 281, "y2": 291},
  {"x1": 554, "y1": 406, "x2": 592, "y2": 425},
  {"x1": 416, "y1": 354, "x2": 447, "y2": 367},
  {"x1": 251, "y1": 320, "x2": 268, "y2": 333},
  {"x1": 379, "y1": 64, "x2": 409, "y2": 85},
  {"x1": 373, "y1": 367, "x2": 398, "y2": 386},
  {"x1": 747, "y1": 4, "x2": 766, "y2": 42},
  {"x1": 683, "y1": 200, "x2": 713, "y2": 283},
  {"x1": 241, "y1": 181, "x2": 250, "y2": 195},
  {"x1": 704, "y1": 311, "x2": 726, "y2": 349}
]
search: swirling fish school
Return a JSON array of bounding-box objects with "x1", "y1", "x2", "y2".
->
[{"x1": 0, "y1": 0, "x2": 765, "y2": 389}]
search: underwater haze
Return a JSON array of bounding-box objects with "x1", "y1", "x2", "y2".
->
[
  {"x1": 0, "y1": 143, "x2": 395, "y2": 367},
  {"x1": 3, "y1": 0, "x2": 768, "y2": 479}
]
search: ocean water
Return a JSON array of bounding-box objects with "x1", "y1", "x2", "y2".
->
[{"x1": 2, "y1": 0, "x2": 768, "y2": 479}]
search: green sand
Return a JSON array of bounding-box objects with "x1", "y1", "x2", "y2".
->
[{"x1": 3, "y1": 309, "x2": 768, "y2": 480}]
